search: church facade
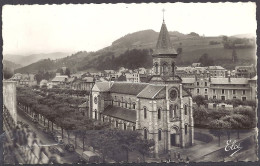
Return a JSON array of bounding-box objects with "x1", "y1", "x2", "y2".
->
[{"x1": 91, "y1": 20, "x2": 194, "y2": 156}]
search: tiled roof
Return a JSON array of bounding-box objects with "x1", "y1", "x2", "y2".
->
[
  {"x1": 154, "y1": 21, "x2": 177, "y2": 55},
  {"x1": 52, "y1": 76, "x2": 68, "y2": 82},
  {"x1": 82, "y1": 77, "x2": 94, "y2": 82},
  {"x1": 117, "y1": 75, "x2": 127, "y2": 81},
  {"x1": 211, "y1": 78, "x2": 248, "y2": 84},
  {"x1": 207, "y1": 66, "x2": 225, "y2": 70},
  {"x1": 110, "y1": 82, "x2": 148, "y2": 95},
  {"x1": 137, "y1": 85, "x2": 165, "y2": 99},
  {"x1": 182, "y1": 78, "x2": 195, "y2": 84},
  {"x1": 94, "y1": 82, "x2": 111, "y2": 92},
  {"x1": 102, "y1": 105, "x2": 136, "y2": 123}
]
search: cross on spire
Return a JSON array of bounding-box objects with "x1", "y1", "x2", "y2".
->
[{"x1": 162, "y1": 8, "x2": 165, "y2": 22}]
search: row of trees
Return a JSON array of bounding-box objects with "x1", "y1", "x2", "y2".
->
[
  {"x1": 17, "y1": 87, "x2": 155, "y2": 162},
  {"x1": 193, "y1": 95, "x2": 256, "y2": 108},
  {"x1": 193, "y1": 95, "x2": 256, "y2": 146}
]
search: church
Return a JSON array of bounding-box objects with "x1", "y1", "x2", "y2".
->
[{"x1": 91, "y1": 19, "x2": 194, "y2": 156}]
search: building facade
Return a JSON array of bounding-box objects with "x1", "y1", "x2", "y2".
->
[{"x1": 90, "y1": 20, "x2": 194, "y2": 157}]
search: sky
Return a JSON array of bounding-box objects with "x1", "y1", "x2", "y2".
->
[{"x1": 2, "y1": 2, "x2": 256, "y2": 55}]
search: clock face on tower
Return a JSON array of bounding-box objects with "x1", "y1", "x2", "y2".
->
[{"x1": 169, "y1": 89, "x2": 178, "y2": 101}]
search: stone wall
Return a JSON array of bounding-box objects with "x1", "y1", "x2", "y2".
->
[{"x1": 3, "y1": 81, "x2": 17, "y2": 125}]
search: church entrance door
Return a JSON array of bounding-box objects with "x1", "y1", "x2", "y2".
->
[{"x1": 171, "y1": 134, "x2": 176, "y2": 146}]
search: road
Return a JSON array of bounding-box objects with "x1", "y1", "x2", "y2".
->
[{"x1": 17, "y1": 107, "x2": 80, "y2": 164}]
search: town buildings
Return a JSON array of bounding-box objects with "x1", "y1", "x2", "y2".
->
[{"x1": 91, "y1": 19, "x2": 194, "y2": 157}]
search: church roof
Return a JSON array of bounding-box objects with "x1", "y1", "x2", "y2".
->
[
  {"x1": 137, "y1": 85, "x2": 165, "y2": 99},
  {"x1": 102, "y1": 105, "x2": 136, "y2": 123},
  {"x1": 153, "y1": 21, "x2": 177, "y2": 55},
  {"x1": 94, "y1": 82, "x2": 111, "y2": 92},
  {"x1": 109, "y1": 82, "x2": 148, "y2": 95}
]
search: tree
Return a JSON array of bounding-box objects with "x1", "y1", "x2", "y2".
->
[
  {"x1": 3, "y1": 67, "x2": 13, "y2": 79},
  {"x1": 209, "y1": 120, "x2": 230, "y2": 146},
  {"x1": 134, "y1": 139, "x2": 155, "y2": 162},
  {"x1": 198, "y1": 53, "x2": 214, "y2": 66},
  {"x1": 193, "y1": 106, "x2": 209, "y2": 125},
  {"x1": 193, "y1": 95, "x2": 206, "y2": 107},
  {"x1": 65, "y1": 68, "x2": 71, "y2": 77}
]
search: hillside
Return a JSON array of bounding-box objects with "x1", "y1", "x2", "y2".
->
[
  {"x1": 3, "y1": 60, "x2": 23, "y2": 71},
  {"x1": 15, "y1": 30, "x2": 256, "y2": 74},
  {"x1": 4, "y1": 52, "x2": 70, "y2": 66}
]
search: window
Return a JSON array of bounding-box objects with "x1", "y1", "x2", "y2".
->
[
  {"x1": 233, "y1": 96, "x2": 236, "y2": 99},
  {"x1": 144, "y1": 107, "x2": 147, "y2": 119},
  {"x1": 205, "y1": 95, "x2": 208, "y2": 100},
  {"x1": 197, "y1": 82, "x2": 199, "y2": 86},
  {"x1": 125, "y1": 102, "x2": 127, "y2": 108},
  {"x1": 213, "y1": 89, "x2": 216, "y2": 94},
  {"x1": 174, "y1": 105, "x2": 178, "y2": 117},
  {"x1": 162, "y1": 63, "x2": 168, "y2": 74},
  {"x1": 205, "y1": 82, "x2": 207, "y2": 86},
  {"x1": 158, "y1": 108, "x2": 161, "y2": 120},
  {"x1": 154, "y1": 63, "x2": 159, "y2": 74},
  {"x1": 169, "y1": 105, "x2": 173, "y2": 118},
  {"x1": 205, "y1": 89, "x2": 208, "y2": 93},
  {"x1": 185, "y1": 125, "x2": 188, "y2": 135},
  {"x1": 144, "y1": 128, "x2": 148, "y2": 140},
  {"x1": 197, "y1": 89, "x2": 200, "y2": 94},
  {"x1": 222, "y1": 89, "x2": 225, "y2": 94},
  {"x1": 233, "y1": 90, "x2": 236, "y2": 95},
  {"x1": 221, "y1": 96, "x2": 225, "y2": 100},
  {"x1": 222, "y1": 105, "x2": 225, "y2": 108},
  {"x1": 112, "y1": 100, "x2": 113, "y2": 105},
  {"x1": 158, "y1": 129, "x2": 162, "y2": 141},
  {"x1": 213, "y1": 96, "x2": 216, "y2": 99},
  {"x1": 94, "y1": 111, "x2": 97, "y2": 120},
  {"x1": 124, "y1": 123, "x2": 127, "y2": 130},
  {"x1": 184, "y1": 105, "x2": 187, "y2": 115},
  {"x1": 116, "y1": 121, "x2": 119, "y2": 128},
  {"x1": 132, "y1": 103, "x2": 136, "y2": 109},
  {"x1": 133, "y1": 126, "x2": 136, "y2": 131},
  {"x1": 213, "y1": 104, "x2": 216, "y2": 108},
  {"x1": 102, "y1": 116, "x2": 105, "y2": 122},
  {"x1": 242, "y1": 97, "x2": 246, "y2": 101},
  {"x1": 242, "y1": 90, "x2": 246, "y2": 95}
]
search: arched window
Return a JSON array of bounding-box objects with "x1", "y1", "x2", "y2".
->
[
  {"x1": 172, "y1": 62, "x2": 175, "y2": 73},
  {"x1": 158, "y1": 129, "x2": 162, "y2": 141},
  {"x1": 158, "y1": 108, "x2": 161, "y2": 120},
  {"x1": 94, "y1": 110, "x2": 97, "y2": 120},
  {"x1": 185, "y1": 125, "x2": 188, "y2": 135},
  {"x1": 174, "y1": 105, "x2": 178, "y2": 117},
  {"x1": 144, "y1": 128, "x2": 148, "y2": 140},
  {"x1": 162, "y1": 63, "x2": 168, "y2": 74},
  {"x1": 124, "y1": 123, "x2": 127, "y2": 130},
  {"x1": 154, "y1": 63, "x2": 159, "y2": 74},
  {"x1": 133, "y1": 103, "x2": 136, "y2": 109},
  {"x1": 144, "y1": 107, "x2": 147, "y2": 119},
  {"x1": 184, "y1": 105, "x2": 188, "y2": 115},
  {"x1": 170, "y1": 105, "x2": 174, "y2": 118}
]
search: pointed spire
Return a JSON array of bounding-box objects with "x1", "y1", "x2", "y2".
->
[{"x1": 154, "y1": 19, "x2": 177, "y2": 56}]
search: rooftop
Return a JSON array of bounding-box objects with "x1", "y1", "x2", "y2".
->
[
  {"x1": 102, "y1": 105, "x2": 136, "y2": 123},
  {"x1": 110, "y1": 82, "x2": 148, "y2": 95}
]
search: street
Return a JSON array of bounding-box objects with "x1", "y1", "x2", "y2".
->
[{"x1": 17, "y1": 106, "x2": 80, "y2": 164}]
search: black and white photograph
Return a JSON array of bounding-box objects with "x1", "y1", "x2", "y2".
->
[{"x1": 2, "y1": 2, "x2": 258, "y2": 164}]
